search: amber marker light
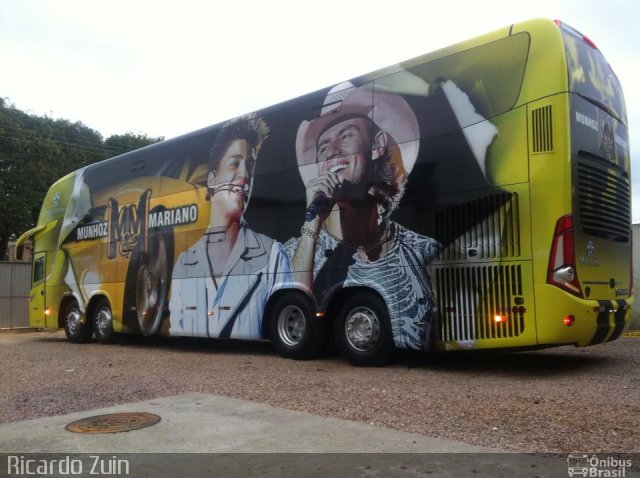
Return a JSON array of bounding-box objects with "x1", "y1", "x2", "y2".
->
[
  {"x1": 564, "y1": 315, "x2": 575, "y2": 326},
  {"x1": 494, "y1": 314, "x2": 506, "y2": 323},
  {"x1": 45, "y1": 308, "x2": 51, "y2": 315},
  {"x1": 315, "y1": 312, "x2": 325, "y2": 318}
]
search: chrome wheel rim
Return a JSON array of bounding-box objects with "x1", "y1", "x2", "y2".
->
[
  {"x1": 95, "y1": 305, "x2": 112, "y2": 337},
  {"x1": 277, "y1": 305, "x2": 307, "y2": 347},
  {"x1": 345, "y1": 306, "x2": 380, "y2": 352},
  {"x1": 66, "y1": 306, "x2": 82, "y2": 336}
]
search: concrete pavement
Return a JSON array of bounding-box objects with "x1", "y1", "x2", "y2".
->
[
  {"x1": 1, "y1": 393, "x2": 636, "y2": 477},
  {"x1": 0, "y1": 393, "x2": 495, "y2": 453}
]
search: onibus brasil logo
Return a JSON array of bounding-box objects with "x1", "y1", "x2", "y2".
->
[{"x1": 567, "y1": 454, "x2": 632, "y2": 477}]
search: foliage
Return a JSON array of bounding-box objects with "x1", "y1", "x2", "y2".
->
[
  {"x1": 105, "y1": 133, "x2": 162, "y2": 153},
  {"x1": 0, "y1": 97, "x2": 163, "y2": 259}
]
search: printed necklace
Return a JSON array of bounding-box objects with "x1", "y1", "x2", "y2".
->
[{"x1": 322, "y1": 222, "x2": 394, "y2": 254}]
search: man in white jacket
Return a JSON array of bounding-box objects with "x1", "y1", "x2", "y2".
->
[{"x1": 169, "y1": 114, "x2": 291, "y2": 340}]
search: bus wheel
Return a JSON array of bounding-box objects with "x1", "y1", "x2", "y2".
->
[
  {"x1": 135, "y1": 226, "x2": 172, "y2": 335},
  {"x1": 335, "y1": 291, "x2": 394, "y2": 366},
  {"x1": 93, "y1": 298, "x2": 117, "y2": 344},
  {"x1": 269, "y1": 293, "x2": 327, "y2": 360},
  {"x1": 63, "y1": 299, "x2": 92, "y2": 343}
]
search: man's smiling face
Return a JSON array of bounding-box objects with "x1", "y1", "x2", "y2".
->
[{"x1": 316, "y1": 117, "x2": 370, "y2": 185}]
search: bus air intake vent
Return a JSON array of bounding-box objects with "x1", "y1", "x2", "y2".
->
[
  {"x1": 576, "y1": 153, "x2": 630, "y2": 242},
  {"x1": 532, "y1": 105, "x2": 554, "y2": 153},
  {"x1": 435, "y1": 192, "x2": 520, "y2": 261},
  {"x1": 435, "y1": 265, "x2": 525, "y2": 341}
]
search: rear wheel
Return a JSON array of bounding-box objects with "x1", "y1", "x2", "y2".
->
[
  {"x1": 93, "y1": 298, "x2": 117, "y2": 344},
  {"x1": 122, "y1": 207, "x2": 173, "y2": 336},
  {"x1": 335, "y1": 291, "x2": 394, "y2": 366},
  {"x1": 63, "y1": 299, "x2": 92, "y2": 343},
  {"x1": 135, "y1": 227, "x2": 171, "y2": 335},
  {"x1": 269, "y1": 293, "x2": 328, "y2": 360}
]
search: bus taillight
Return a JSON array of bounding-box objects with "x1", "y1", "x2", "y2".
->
[
  {"x1": 581, "y1": 34, "x2": 598, "y2": 50},
  {"x1": 547, "y1": 215, "x2": 583, "y2": 297}
]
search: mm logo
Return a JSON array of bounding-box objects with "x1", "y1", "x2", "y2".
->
[
  {"x1": 106, "y1": 189, "x2": 151, "y2": 259},
  {"x1": 599, "y1": 120, "x2": 616, "y2": 160}
]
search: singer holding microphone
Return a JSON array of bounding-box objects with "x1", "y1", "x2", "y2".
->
[
  {"x1": 169, "y1": 114, "x2": 291, "y2": 340},
  {"x1": 285, "y1": 82, "x2": 441, "y2": 351}
]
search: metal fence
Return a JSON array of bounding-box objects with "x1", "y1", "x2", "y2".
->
[
  {"x1": 633, "y1": 224, "x2": 640, "y2": 330},
  {"x1": 0, "y1": 262, "x2": 31, "y2": 328}
]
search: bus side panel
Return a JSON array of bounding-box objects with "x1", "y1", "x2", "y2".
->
[
  {"x1": 528, "y1": 94, "x2": 572, "y2": 288},
  {"x1": 425, "y1": 99, "x2": 537, "y2": 350}
]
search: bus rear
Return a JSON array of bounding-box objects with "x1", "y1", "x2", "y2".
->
[{"x1": 535, "y1": 21, "x2": 632, "y2": 347}]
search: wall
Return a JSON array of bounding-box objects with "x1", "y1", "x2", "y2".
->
[{"x1": 0, "y1": 262, "x2": 30, "y2": 328}]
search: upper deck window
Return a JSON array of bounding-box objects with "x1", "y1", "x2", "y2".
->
[{"x1": 560, "y1": 22, "x2": 626, "y2": 124}]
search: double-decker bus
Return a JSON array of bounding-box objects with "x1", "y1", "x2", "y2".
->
[{"x1": 18, "y1": 18, "x2": 632, "y2": 365}]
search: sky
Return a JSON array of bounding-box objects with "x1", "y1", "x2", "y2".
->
[{"x1": 1, "y1": 0, "x2": 639, "y2": 221}]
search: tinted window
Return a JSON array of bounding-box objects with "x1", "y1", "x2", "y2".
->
[
  {"x1": 33, "y1": 255, "x2": 45, "y2": 284},
  {"x1": 403, "y1": 32, "x2": 530, "y2": 121},
  {"x1": 562, "y1": 26, "x2": 626, "y2": 123}
]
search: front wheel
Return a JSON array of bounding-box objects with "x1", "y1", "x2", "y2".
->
[
  {"x1": 269, "y1": 293, "x2": 328, "y2": 360},
  {"x1": 63, "y1": 299, "x2": 92, "y2": 343},
  {"x1": 335, "y1": 291, "x2": 395, "y2": 366},
  {"x1": 93, "y1": 298, "x2": 117, "y2": 344}
]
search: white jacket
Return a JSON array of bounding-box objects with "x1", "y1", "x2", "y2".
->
[{"x1": 169, "y1": 223, "x2": 292, "y2": 339}]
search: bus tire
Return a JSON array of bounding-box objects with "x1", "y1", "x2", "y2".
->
[
  {"x1": 123, "y1": 207, "x2": 174, "y2": 336},
  {"x1": 93, "y1": 297, "x2": 117, "y2": 344},
  {"x1": 63, "y1": 298, "x2": 92, "y2": 343},
  {"x1": 269, "y1": 292, "x2": 327, "y2": 360},
  {"x1": 335, "y1": 291, "x2": 394, "y2": 366},
  {"x1": 136, "y1": 226, "x2": 173, "y2": 335}
]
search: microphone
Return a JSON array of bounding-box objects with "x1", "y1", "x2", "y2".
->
[
  {"x1": 304, "y1": 180, "x2": 355, "y2": 222},
  {"x1": 304, "y1": 192, "x2": 333, "y2": 222},
  {"x1": 234, "y1": 183, "x2": 250, "y2": 196},
  {"x1": 212, "y1": 182, "x2": 250, "y2": 196}
]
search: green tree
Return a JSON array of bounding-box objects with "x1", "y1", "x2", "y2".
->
[
  {"x1": 0, "y1": 98, "x2": 162, "y2": 259},
  {"x1": 105, "y1": 132, "x2": 163, "y2": 154}
]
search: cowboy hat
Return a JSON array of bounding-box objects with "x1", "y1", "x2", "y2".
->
[{"x1": 295, "y1": 82, "x2": 419, "y2": 187}]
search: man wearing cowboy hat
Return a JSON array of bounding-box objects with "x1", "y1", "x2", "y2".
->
[{"x1": 285, "y1": 82, "x2": 441, "y2": 351}]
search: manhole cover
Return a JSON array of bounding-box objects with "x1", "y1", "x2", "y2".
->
[{"x1": 66, "y1": 412, "x2": 161, "y2": 434}]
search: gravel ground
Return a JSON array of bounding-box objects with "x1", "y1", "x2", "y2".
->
[{"x1": 1, "y1": 329, "x2": 638, "y2": 456}]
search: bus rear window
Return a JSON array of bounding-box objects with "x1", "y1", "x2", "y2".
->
[{"x1": 560, "y1": 24, "x2": 626, "y2": 123}]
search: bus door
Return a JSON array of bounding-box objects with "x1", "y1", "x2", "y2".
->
[{"x1": 30, "y1": 252, "x2": 47, "y2": 328}]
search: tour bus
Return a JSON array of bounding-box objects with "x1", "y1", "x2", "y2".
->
[{"x1": 18, "y1": 18, "x2": 632, "y2": 366}]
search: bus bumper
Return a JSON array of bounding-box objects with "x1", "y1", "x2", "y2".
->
[{"x1": 535, "y1": 284, "x2": 633, "y2": 347}]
